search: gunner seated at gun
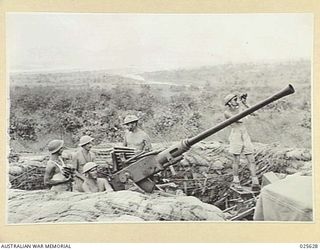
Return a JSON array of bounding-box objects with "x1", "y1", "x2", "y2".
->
[
  {"x1": 82, "y1": 162, "x2": 114, "y2": 193},
  {"x1": 224, "y1": 92, "x2": 260, "y2": 191}
]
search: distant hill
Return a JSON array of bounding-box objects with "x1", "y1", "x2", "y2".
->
[
  {"x1": 9, "y1": 70, "x2": 144, "y2": 87},
  {"x1": 140, "y1": 60, "x2": 311, "y2": 88},
  {"x1": 10, "y1": 60, "x2": 310, "y2": 90}
]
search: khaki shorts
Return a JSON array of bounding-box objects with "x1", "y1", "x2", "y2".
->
[{"x1": 229, "y1": 128, "x2": 254, "y2": 155}]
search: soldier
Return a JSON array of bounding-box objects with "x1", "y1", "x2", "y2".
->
[
  {"x1": 123, "y1": 114, "x2": 152, "y2": 154},
  {"x1": 72, "y1": 135, "x2": 96, "y2": 192},
  {"x1": 82, "y1": 162, "x2": 114, "y2": 193},
  {"x1": 224, "y1": 93, "x2": 260, "y2": 191},
  {"x1": 44, "y1": 140, "x2": 73, "y2": 192}
]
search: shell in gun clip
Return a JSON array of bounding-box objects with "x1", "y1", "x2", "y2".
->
[
  {"x1": 62, "y1": 167, "x2": 75, "y2": 178},
  {"x1": 62, "y1": 172, "x2": 70, "y2": 178}
]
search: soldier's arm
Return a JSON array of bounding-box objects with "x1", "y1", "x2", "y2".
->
[
  {"x1": 123, "y1": 134, "x2": 128, "y2": 147},
  {"x1": 74, "y1": 171, "x2": 85, "y2": 181},
  {"x1": 101, "y1": 178, "x2": 114, "y2": 192},
  {"x1": 72, "y1": 153, "x2": 78, "y2": 170},
  {"x1": 91, "y1": 152, "x2": 96, "y2": 162},
  {"x1": 72, "y1": 153, "x2": 85, "y2": 181},
  {"x1": 224, "y1": 111, "x2": 231, "y2": 119},
  {"x1": 44, "y1": 163, "x2": 71, "y2": 187},
  {"x1": 142, "y1": 133, "x2": 152, "y2": 152},
  {"x1": 240, "y1": 95, "x2": 257, "y2": 116},
  {"x1": 44, "y1": 163, "x2": 55, "y2": 186}
]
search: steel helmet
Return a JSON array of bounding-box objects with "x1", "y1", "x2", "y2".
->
[
  {"x1": 48, "y1": 140, "x2": 64, "y2": 154},
  {"x1": 224, "y1": 94, "x2": 237, "y2": 105},
  {"x1": 123, "y1": 115, "x2": 139, "y2": 125},
  {"x1": 79, "y1": 135, "x2": 94, "y2": 146},
  {"x1": 82, "y1": 162, "x2": 98, "y2": 174}
]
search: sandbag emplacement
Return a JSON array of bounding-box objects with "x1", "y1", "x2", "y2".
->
[{"x1": 8, "y1": 189, "x2": 225, "y2": 223}]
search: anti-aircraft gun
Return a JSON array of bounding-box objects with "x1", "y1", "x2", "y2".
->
[{"x1": 109, "y1": 84, "x2": 295, "y2": 193}]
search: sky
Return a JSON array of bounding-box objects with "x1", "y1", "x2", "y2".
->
[{"x1": 6, "y1": 13, "x2": 313, "y2": 72}]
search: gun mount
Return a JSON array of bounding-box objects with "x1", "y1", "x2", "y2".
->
[{"x1": 110, "y1": 84, "x2": 295, "y2": 193}]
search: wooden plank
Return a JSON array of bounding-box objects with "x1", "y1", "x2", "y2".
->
[{"x1": 229, "y1": 207, "x2": 255, "y2": 221}]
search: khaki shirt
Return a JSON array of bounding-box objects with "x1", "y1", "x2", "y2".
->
[
  {"x1": 72, "y1": 148, "x2": 96, "y2": 192},
  {"x1": 72, "y1": 148, "x2": 96, "y2": 174}
]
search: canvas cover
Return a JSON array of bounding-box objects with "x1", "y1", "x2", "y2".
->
[{"x1": 254, "y1": 175, "x2": 313, "y2": 221}]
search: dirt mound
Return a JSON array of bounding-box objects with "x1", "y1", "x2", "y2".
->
[{"x1": 7, "y1": 189, "x2": 225, "y2": 223}]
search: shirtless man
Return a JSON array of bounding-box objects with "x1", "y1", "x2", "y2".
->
[
  {"x1": 44, "y1": 140, "x2": 73, "y2": 192},
  {"x1": 122, "y1": 115, "x2": 152, "y2": 154},
  {"x1": 82, "y1": 162, "x2": 114, "y2": 193},
  {"x1": 72, "y1": 135, "x2": 96, "y2": 192},
  {"x1": 122, "y1": 114, "x2": 172, "y2": 185}
]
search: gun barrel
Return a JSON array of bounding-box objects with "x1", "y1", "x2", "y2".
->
[
  {"x1": 111, "y1": 84, "x2": 295, "y2": 193},
  {"x1": 186, "y1": 84, "x2": 295, "y2": 146}
]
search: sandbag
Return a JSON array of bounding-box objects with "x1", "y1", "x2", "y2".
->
[{"x1": 8, "y1": 189, "x2": 225, "y2": 223}]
